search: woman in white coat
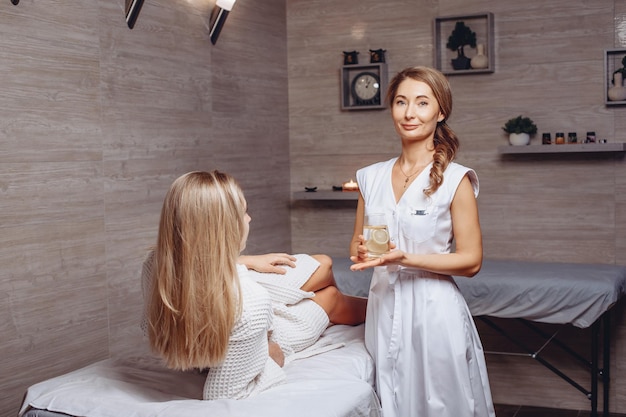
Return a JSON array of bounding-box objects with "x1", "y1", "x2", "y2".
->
[{"x1": 350, "y1": 66, "x2": 495, "y2": 417}]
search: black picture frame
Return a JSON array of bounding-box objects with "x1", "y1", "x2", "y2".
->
[
  {"x1": 434, "y1": 12, "x2": 494, "y2": 75},
  {"x1": 604, "y1": 48, "x2": 626, "y2": 106}
]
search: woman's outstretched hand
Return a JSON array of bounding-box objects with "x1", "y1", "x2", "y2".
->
[{"x1": 350, "y1": 237, "x2": 399, "y2": 271}]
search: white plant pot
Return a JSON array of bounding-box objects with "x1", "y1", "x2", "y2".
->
[{"x1": 509, "y1": 133, "x2": 530, "y2": 146}]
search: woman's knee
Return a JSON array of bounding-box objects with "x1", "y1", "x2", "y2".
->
[
  {"x1": 311, "y1": 285, "x2": 341, "y2": 318},
  {"x1": 302, "y1": 254, "x2": 336, "y2": 292},
  {"x1": 312, "y1": 254, "x2": 332, "y2": 273}
]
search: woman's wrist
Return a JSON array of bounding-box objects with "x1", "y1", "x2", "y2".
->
[{"x1": 237, "y1": 255, "x2": 253, "y2": 269}]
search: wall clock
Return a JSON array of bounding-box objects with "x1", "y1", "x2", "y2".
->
[
  {"x1": 351, "y1": 71, "x2": 380, "y2": 105},
  {"x1": 340, "y1": 63, "x2": 388, "y2": 111}
]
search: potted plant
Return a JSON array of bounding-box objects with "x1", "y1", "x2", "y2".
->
[
  {"x1": 446, "y1": 21, "x2": 476, "y2": 70},
  {"x1": 502, "y1": 115, "x2": 538, "y2": 146}
]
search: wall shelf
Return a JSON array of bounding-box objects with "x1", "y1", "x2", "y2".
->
[
  {"x1": 498, "y1": 143, "x2": 626, "y2": 154},
  {"x1": 292, "y1": 190, "x2": 359, "y2": 201}
]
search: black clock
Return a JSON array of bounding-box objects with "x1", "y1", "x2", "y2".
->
[
  {"x1": 340, "y1": 63, "x2": 388, "y2": 111},
  {"x1": 351, "y1": 71, "x2": 381, "y2": 105}
]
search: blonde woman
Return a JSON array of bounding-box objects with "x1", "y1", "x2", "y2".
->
[
  {"x1": 350, "y1": 67, "x2": 495, "y2": 417},
  {"x1": 144, "y1": 170, "x2": 366, "y2": 400}
]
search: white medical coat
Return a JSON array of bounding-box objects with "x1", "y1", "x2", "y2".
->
[{"x1": 357, "y1": 158, "x2": 495, "y2": 417}]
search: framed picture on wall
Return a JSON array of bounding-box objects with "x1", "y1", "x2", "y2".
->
[
  {"x1": 434, "y1": 12, "x2": 494, "y2": 75},
  {"x1": 605, "y1": 48, "x2": 626, "y2": 106}
]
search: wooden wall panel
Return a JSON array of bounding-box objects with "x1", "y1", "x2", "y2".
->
[
  {"x1": 209, "y1": 0, "x2": 291, "y2": 257},
  {"x1": 0, "y1": 1, "x2": 107, "y2": 415},
  {"x1": 0, "y1": 0, "x2": 289, "y2": 415}
]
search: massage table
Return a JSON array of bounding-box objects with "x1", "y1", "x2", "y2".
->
[
  {"x1": 19, "y1": 258, "x2": 626, "y2": 417},
  {"x1": 19, "y1": 324, "x2": 380, "y2": 417}
]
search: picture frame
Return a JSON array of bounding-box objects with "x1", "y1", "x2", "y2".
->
[
  {"x1": 434, "y1": 12, "x2": 494, "y2": 75},
  {"x1": 604, "y1": 48, "x2": 626, "y2": 106}
]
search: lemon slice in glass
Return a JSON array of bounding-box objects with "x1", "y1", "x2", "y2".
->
[
  {"x1": 366, "y1": 228, "x2": 389, "y2": 255},
  {"x1": 372, "y1": 228, "x2": 389, "y2": 245}
]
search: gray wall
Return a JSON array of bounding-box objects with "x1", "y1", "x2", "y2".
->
[
  {"x1": 0, "y1": 0, "x2": 289, "y2": 416},
  {"x1": 287, "y1": 0, "x2": 626, "y2": 412}
]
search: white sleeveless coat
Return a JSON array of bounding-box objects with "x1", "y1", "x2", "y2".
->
[{"x1": 357, "y1": 158, "x2": 495, "y2": 417}]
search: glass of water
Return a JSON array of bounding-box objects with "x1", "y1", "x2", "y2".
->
[{"x1": 363, "y1": 213, "x2": 390, "y2": 259}]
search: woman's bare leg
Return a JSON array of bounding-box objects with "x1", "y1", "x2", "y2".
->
[
  {"x1": 312, "y1": 286, "x2": 367, "y2": 325},
  {"x1": 300, "y1": 254, "x2": 367, "y2": 325}
]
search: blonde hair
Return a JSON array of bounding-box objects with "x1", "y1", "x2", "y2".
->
[
  {"x1": 386, "y1": 66, "x2": 459, "y2": 196},
  {"x1": 148, "y1": 170, "x2": 246, "y2": 370}
]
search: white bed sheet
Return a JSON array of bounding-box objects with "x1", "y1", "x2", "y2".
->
[{"x1": 19, "y1": 324, "x2": 380, "y2": 417}]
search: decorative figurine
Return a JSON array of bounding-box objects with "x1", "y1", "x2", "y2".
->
[
  {"x1": 369, "y1": 49, "x2": 386, "y2": 63},
  {"x1": 343, "y1": 51, "x2": 359, "y2": 65}
]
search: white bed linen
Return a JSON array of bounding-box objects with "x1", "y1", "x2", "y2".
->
[{"x1": 20, "y1": 325, "x2": 380, "y2": 417}]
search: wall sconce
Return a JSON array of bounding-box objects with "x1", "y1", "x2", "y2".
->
[
  {"x1": 209, "y1": 0, "x2": 237, "y2": 44},
  {"x1": 125, "y1": 0, "x2": 145, "y2": 29}
]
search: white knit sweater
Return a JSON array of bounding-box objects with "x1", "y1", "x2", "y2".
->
[
  {"x1": 141, "y1": 253, "x2": 330, "y2": 400},
  {"x1": 203, "y1": 269, "x2": 285, "y2": 399}
]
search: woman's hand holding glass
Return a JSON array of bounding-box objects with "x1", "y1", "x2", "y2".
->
[{"x1": 350, "y1": 235, "x2": 398, "y2": 271}]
